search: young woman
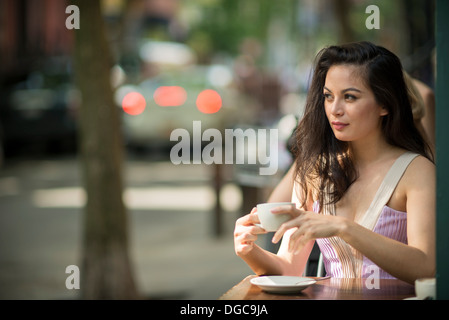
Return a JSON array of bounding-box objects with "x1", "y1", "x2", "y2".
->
[{"x1": 233, "y1": 41, "x2": 435, "y2": 284}]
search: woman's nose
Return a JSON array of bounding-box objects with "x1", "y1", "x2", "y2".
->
[{"x1": 330, "y1": 98, "x2": 344, "y2": 116}]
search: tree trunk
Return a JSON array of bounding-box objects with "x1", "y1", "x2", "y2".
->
[
  {"x1": 333, "y1": 0, "x2": 355, "y2": 43},
  {"x1": 73, "y1": 0, "x2": 139, "y2": 299}
]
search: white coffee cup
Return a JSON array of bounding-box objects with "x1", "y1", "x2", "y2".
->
[
  {"x1": 415, "y1": 278, "x2": 436, "y2": 300},
  {"x1": 256, "y1": 202, "x2": 295, "y2": 232}
]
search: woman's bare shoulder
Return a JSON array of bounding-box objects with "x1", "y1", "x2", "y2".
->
[{"x1": 403, "y1": 155, "x2": 435, "y2": 188}]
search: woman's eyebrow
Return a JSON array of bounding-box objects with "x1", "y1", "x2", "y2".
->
[
  {"x1": 342, "y1": 87, "x2": 362, "y2": 93},
  {"x1": 323, "y1": 86, "x2": 362, "y2": 94}
]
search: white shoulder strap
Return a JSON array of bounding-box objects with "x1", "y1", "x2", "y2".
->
[
  {"x1": 320, "y1": 152, "x2": 419, "y2": 278},
  {"x1": 358, "y1": 152, "x2": 419, "y2": 231}
]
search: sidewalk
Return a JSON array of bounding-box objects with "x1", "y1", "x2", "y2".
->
[{"x1": 0, "y1": 155, "x2": 255, "y2": 300}]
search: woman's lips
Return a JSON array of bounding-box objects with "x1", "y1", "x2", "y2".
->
[{"x1": 331, "y1": 121, "x2": 349, "y2": 130}]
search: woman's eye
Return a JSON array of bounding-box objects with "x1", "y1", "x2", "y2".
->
[
  {"x1": 323, "y1": 93, "x2": 333, "y2": 100},
  {"x1": 345, "y1": 94, "x2": 357, "y2": 101}
]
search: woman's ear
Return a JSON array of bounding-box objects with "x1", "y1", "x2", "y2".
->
[{"x1": 380, "y1": 106, "x2": 389, "y2": 116}]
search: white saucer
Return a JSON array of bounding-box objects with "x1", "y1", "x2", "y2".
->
[{"x1": 250, "y1": 276, "x2": 316, "y2": 294}]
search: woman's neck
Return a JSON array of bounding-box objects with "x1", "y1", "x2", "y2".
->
[{"x1": 348, "y1": 134, "x2": 399, "y2": 169}]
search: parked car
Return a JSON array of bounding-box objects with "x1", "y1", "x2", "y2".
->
[
  {"x1": 0, "y1": 71, "x2": 80, "y2": 157},
  {"x1": 116, "y1": 41, "x2": 257, "y2": 152}
]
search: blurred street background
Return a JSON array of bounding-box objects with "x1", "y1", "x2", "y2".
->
[
  {"x1": 0, "y1": 0, "x2": 435, "y2": 299},
  {"x1": 0, "y1": 153, "x2": 254, "y2": 299}
]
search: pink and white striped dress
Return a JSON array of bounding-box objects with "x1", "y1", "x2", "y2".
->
[
  {"x1": 314, "y1": 203, "x2": 408, "y2": 279},
  {"x1": 295, "y1": 152, "x2": 418, "y2": 279}
]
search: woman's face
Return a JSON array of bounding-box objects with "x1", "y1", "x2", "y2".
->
[{"x1": 323, "y1": 64, "x2": 388, "y2": 143}]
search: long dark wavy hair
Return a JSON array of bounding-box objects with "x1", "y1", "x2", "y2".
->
[{"x1": 292, "y1": 41, "x2": 433, "y2": 210}]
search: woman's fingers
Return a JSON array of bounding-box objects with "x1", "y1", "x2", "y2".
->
[
  {"x1": 236, "y1": 208, "x2": 260, "y2": 226},
  {"x1": 234, "y1": 208, "x2": 268, "y2": 255},
  {"x1": 288, "y1": 226, "x2": 312, "y2": 253},
  {"x1": 271, "y1": 211, "x2": 306, "y2": 244},
  {"x1": 269, "y1": 206, "x2": 305, "y2": 244},
  {"x1": 270, "y1": 205, "x2": 301, "y2": 217},
  {"x1": 234, "y1": 226, "x2": 265, "y2": 255},
  {"x1": 236, "y1": 229, "x2": 258, "y2": 242}
]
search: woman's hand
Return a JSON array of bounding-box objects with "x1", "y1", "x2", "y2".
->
[
  {"x1": 234, "y1": 208, "x2": 268, "y2": 256},
  {"x1": 271, "y1": 206, "x2": 348, "y2": 253}
]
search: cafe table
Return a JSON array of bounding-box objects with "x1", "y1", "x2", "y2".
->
[{"x1": 219, "y1": 275, "x2": 416, "y2": 300}]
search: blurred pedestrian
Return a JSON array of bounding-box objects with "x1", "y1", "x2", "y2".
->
[{"x1": 404, "y1": 72, "x2": 435, "y2": 153}]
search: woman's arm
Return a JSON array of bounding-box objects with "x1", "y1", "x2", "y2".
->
[
  {"x1": 271, "y1": 156, "x2": 436, "y2": 284},
  {"x1": 234, "y1": 164, "x2": 314, "y2": 276},
  {"x1": 234, "y1": 214, "x2": 315, "y2": 277},
  {"x1": 266, "y1": 165, "x2": 295, "y2": 203},
  {"x1": 342, "y1": 156, "x2": 435, "y2": 283}
]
